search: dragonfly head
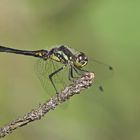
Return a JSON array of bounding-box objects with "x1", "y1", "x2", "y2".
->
[{"x1": 74, "y1": 52, "x2": 88, "y2": 68}]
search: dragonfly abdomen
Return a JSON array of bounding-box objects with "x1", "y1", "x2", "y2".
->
[{"x1": 0, "y1": 45, "x2": 49, "y2": 59}]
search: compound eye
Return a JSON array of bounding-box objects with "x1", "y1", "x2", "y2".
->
[{"x1": 76, "y1": 53, "x2": 88, "y2": 67}]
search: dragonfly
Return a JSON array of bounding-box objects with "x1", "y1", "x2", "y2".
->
[{"x1": 0, "y1": 45, "x2": 113, "y2": 94}]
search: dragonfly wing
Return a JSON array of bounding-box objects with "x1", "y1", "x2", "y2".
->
[
  {"x1": 34, "y1": 59, "x2": 54, "y2": 96},
  {"x1": 34, "y1": 59, "x2": 71, "y2": 95},
  {"x1": 84, "y1": 57, "x2": 114, "y2": 92}
]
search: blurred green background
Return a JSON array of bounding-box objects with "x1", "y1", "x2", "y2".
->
[{"x1": 0, "y1": 0, "x2": 139, "y2": 140}]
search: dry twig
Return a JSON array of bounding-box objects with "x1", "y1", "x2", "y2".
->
[{"x1": 0, "y1": 72, "x2": 94, "y2": 138}]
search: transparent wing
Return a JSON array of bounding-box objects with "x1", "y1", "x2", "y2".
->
[
  {"x1": 34, "y1": 59, "x2": 52, "y2": 96},
  {"x1": 84, "y1": 57, "x2": 114, "y2": 92},
  {"x1": 34, "y1": 58, "x2": 71, "y2": 96}
]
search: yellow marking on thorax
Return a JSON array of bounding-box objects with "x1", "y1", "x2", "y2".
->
[
  {"x1": 63, "y1": 53, "x2": 69, "y2": 61},
  {"x1": 35, "y1": 52, "x2": 42, "y2": 57},
  {"x1": 49, "y1": 54, "x2": 61, "y2": 62}
]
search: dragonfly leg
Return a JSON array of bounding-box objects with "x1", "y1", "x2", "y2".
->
[
  {"x1": 68, "y1": 68, "x2": 71, "y2": 81},
  {"x1": 69, "y1": 67, "x2": 81, "y2": 81},
  {"x1": 49, "y1": 66, "x2": 65, "y2": 94},
  {"x1": 73, "y1": 67, "x2": 82, "y2": 75},
  {"x1": 68, "y1": 67, "x2": 74, "y2": 81}
]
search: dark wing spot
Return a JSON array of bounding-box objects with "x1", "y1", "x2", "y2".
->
[
  {"x1": 99, "y1": 86, "x2": 104, "y2": 92},
  {"x1": 109, "y1": 66, "x2": 113, "y2": 70}
]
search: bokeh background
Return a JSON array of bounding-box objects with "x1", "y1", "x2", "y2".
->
[{"x1": 0, "y1": 0, "x2": 139, "y2": 140}]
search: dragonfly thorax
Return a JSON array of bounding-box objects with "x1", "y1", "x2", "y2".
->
[
  {"x1": 45, "y1": 45, "x2": 88, "y2": 68},
  {"x1": 49, "y1": 50, "x2": 70, "y2": 64}
]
